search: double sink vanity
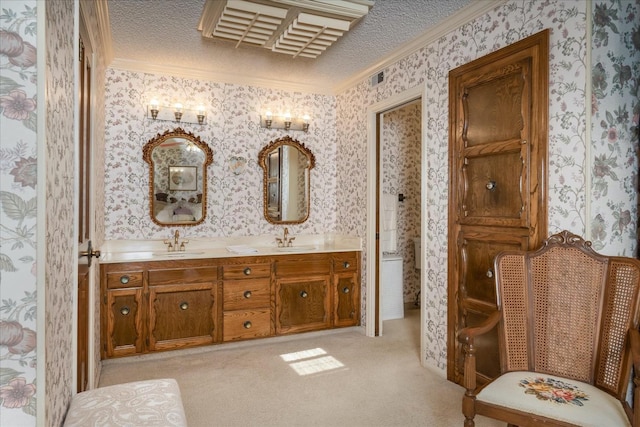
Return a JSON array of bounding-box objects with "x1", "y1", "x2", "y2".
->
[
  {"x1": 101, "y1": 129, "x2": 361, "y2": 359},
  {"x1": 100, "y1": 233, "x2": 362, "y2": 359}
]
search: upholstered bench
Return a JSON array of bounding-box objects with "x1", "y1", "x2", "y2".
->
[{"x1": 64, "y1": 378, "x2": 187, "y2": 426}]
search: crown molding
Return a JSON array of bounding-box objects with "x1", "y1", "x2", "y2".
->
[
  {"x1": 92, "y1": 0, "x2": 114, "y2": 64},
  {"x1": 108, "y1": 58, "x2": 334, "y2": 95},
  {"x1": 331, "y1": 0, "x2": 506, "y2": 94}
]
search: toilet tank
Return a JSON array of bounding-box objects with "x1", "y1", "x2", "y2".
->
[{"x1": 413, "y1": 237, "x2": 421, "y2": 270}]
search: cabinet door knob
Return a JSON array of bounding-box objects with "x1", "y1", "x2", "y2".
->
[
  {"x1": 243, "y1": 290, "x2": 252, "y2": 299},
  {"x1": 485, "y1": 180, "x2": 497, "y2": 190},
  {"x1": 342, "y1": 287, "x2": 350, "y2": 294},
  {"x1": 486, "y1": 269, "x2": 494, "y2": 278},
  {"x1": 243, "y1": 321, "x2": 252, "y2": 329},
  {"x1": 120, "y1": 275, "x2": 130, "y2": 284},
  {"x1": 243, "y1": 267, "x2": 252, "y2": 275},
  {"x1": 120, "y1": 306, "x2": 130, "y2": 316},
  {"x1": 300, "y1": 291, "x2": 308, "y2": 298},
  {"x1": 179, "y1": 302, "x2": 189, "y2": 310},
  {"x1": 343, "y1": 261, "x2": 350, "y2": 269}
]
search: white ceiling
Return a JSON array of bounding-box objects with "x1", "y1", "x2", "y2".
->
[{"x1": 107, "y1": 0, "x2": 480, "y2": 93}]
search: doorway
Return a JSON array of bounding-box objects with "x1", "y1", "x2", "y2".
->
[{"x1": 365, "y1": 85, "x2": 426, "y2": 364}]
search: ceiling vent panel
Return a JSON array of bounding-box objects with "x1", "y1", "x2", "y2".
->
[
  {"x1": 211, "y1": 0, "x2": 288, "y2": 47},
  {"x1": 272, "y1": 13, "x2": 349, "y2": 58},
  {"x1": 199, "y1": 0, "x2": 374, "y2": 59}
]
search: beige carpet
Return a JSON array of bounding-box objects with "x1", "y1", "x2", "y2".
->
[{"x1": 100, "y1": 308, "x2": 502, "y2": 426}]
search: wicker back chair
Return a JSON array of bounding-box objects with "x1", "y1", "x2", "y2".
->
[{"x1": 458, "y1": 230, "x2": 640, "y2": 427}]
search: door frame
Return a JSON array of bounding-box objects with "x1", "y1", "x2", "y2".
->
[
  {"x1": 75, "y1": 5, "x2": 99, "y2": 391},
  {"x1": 365, "y1": 85, "x2": 427, "y2": 362}
]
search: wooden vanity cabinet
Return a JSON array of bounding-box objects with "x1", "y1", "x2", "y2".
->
[
  {"x1": 101, "y1": 251, "x2": 361, "y2": 359},
  {"x1": 221, "y1": 259, "x2": 273, "y2": 342},
  {"x1": 147, "y1": 265, "x2": 218, "y2": 351},
  {"x1": 103, "y1": 269, "x2": 144, "y2": 358},
  {"x1": 332, "y1": 252, "x2": 360, "y2": 327},
  {"x1": 275, "y1": 254, "x2": 332, "y2": 335}
]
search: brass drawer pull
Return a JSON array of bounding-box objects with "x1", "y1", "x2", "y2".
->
[
  {"x1": 243, "y1": 321, "x2": 252, "y2": 329},
  {"x1": 243, "y1": 267, "x2": 252, "y2": 275},
  {"x1": 120, "y1": 306, "x2": 130, "y2": 316},
  {"x1": 179, "y1": 302, "x2": 189, "y2": 310},
  {"x1": 243, "y1": 290, "x2": 252, "y2": 299},
  {"x1": 343, "y1": 261, "x2": 350, "y2": 269},
  {"x1": 300, "y1": 291, "x2": 308, "y2": 298},
  {"x1": 486, "y1": 269, "x2": 494, "y2": 278},
  {"x1": 342, "y1": 287, "x2": 350, "y2": 294},
  {"x1": 120, "y1": 275, "x2": 130, "y2": 284},
  {"x1": 485, "y1": 180, "x2": 496, "y2": 190}
]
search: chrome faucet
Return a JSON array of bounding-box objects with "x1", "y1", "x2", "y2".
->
[
  {"x1": 276, "y1": 227, "x2": 295, "y2": 247},
  {"x1": 164, "y1": 230, "x2": 189, "y2": 252}
]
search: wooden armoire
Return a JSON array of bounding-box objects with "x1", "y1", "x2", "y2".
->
[{"x1": 447, "y1": 30, "x2": 549, "y2": 385}]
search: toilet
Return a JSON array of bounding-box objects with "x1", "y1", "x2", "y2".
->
[{"x1": 381, "y1": 254, "x2": 404, "y2": 320}]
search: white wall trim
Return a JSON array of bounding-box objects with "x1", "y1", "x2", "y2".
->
[
  {"x1": 92, "y1": 0, "x2": 114, "y2": 65},
  {"x1": 333, "y1": 0, "x2": 506, "y2": 94},
  {"x1": 36, "y1": 2, "x2": 47, "y2": 426},
  {"x1": 365, "y1": 85, "x2": 425, "y2": 356},
  {"x1": 584, "y1": 0, "x2": 593, "y2": 240}
]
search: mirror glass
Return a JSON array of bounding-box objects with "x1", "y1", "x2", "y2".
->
[
  {"x1": 258, "y1": 136, "x2": 315, "y2": 224},
  {"x1": 143, "y1": 128, "x2": 213, "y2": 226}
]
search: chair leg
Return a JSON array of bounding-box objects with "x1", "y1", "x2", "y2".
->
[{"x1": 507, "y1": 424, "x2": 519, "y2": 427}]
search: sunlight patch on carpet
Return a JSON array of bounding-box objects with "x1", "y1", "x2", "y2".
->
[{"x1": 280, "y1": 348, "x2": 345, "y2": 376}]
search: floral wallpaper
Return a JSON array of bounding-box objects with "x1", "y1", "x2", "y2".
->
[
  {"x1": 44, "y1": 0, "x2": 76, "y2": 425},
  {"x1": 381, "y1": 102, "x2": 422, "y2": 304},
  {"x1": 0, "y1": 1, "x2": 39, "y2": 425},
  {"x1": 103, "y1": 70, "x2": 338, "y2": 240},
  {"x1": 589, "y1": 0, "x2": 639, "y2": 256},
  {"x1": 336, "y1": 0, "x2": 636, "y2": 371}
]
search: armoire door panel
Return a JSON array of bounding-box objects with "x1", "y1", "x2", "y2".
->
[
  {"x1": 448, "y1": 29, "x2": 548, "y2": 385},
  {"x1": 462, "y1": 58, "x2": 530, "y2": 147},
  {"x1": 458, "y1": 229, "x2": 529, "y2": 304},
  {"x1": 461, "y1": 150, "x2": 526, "y2": 225}
]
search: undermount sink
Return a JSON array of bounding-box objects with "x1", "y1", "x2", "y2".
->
[{"x1": 275, "y1": 245, "x2": 317, "y2": 252}]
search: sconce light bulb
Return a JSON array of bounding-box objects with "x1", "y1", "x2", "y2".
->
[
  {"x1": 284, "y1": 112, "x2": 291, "y2": 121},
  {"x1": 265, "y1": 110, "x2": 272, "y2": 119},
  {"x1": 150, "y1": 99, "x2": 159, "y2": 108},
  {"x1": 174, "y1": 103, "x2": 183, "y2": 112},
  {"x1": 303, "y1": 114, "x2": 310, "y2": 123}
]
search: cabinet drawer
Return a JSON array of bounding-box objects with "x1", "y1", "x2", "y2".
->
[
  {"x1": 106, "y1": 272, "x2": 143, "y2": 289},
  {"x1": 275, "y1": 256, "x2": 331, "y2": 277},
  {"x1": 222, "y1": 263, "x2": 270, "y2": 280},
  {"x1": 223, "y1": 309, "x2": 272, "y2": 341},
  {"x1": 224, "y1": 278, "x2": 270, "y2": 311},
  {"x1": 333, "y1": 253, "x2": 358, "y2": 273},
  {"x1": 148, "y1": 267, "x2": 217, "y2": 286}
]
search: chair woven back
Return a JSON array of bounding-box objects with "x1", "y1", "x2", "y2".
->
[{"x1": 495, "y1": 231, "x2": 640, "y2": 399}]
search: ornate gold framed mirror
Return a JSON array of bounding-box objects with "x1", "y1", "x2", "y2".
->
[
  {"x1": 143, "y1": 128, "x2": 213, "y2": 226},
  {"x1": 258, "y1": 136, "x2": 315, "y2": 225}
]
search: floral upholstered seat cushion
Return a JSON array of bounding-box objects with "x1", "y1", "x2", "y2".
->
[
  {"x1": 477, "y1": 371, "x2": 630, "y2": 427},
  {"x1": 64, "y1": 378, "x2": 187, "y2": 427}
]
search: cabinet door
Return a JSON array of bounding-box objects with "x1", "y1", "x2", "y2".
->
[
  {"x1": 149, "y1": 282, "x2": 217, "y2": 351},
  {"x1": 276, "y1": 276, "x2": 330, "y2": 334},
  {"x1": 104, "y1": 288, "x2": 144, "y2": 358},
  {"x1": 333, "y1": 272, "x2": 359, "y2": 327},
  {"x1": 447, "y1": 30, "x2": 548, "y2": 385}
]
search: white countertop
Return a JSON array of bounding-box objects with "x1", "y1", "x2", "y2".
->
[{"x1": 99, "y1": 233, "x2": 362, "y2": 264}]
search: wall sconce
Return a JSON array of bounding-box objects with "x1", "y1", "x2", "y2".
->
[
  {"x1": 174, "y1": 103, "x2": 183, "y2": 122},
  {"x1": 147, "y1": 101, "x2": 207, "y2": 125},
  {"x1": 260, "y1": 112, "x2": 310, "y2": 132},
  {"x1": 150, "y1": 99, "x2": 159, "y2": 120}
]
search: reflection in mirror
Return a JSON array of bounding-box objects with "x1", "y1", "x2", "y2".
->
[
  {"x1": 143, "y1": 128, "x2": 213, "y2": 226},
  {"x1": 258, "y1": 136, "x2": 315, "y2": 224}
]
